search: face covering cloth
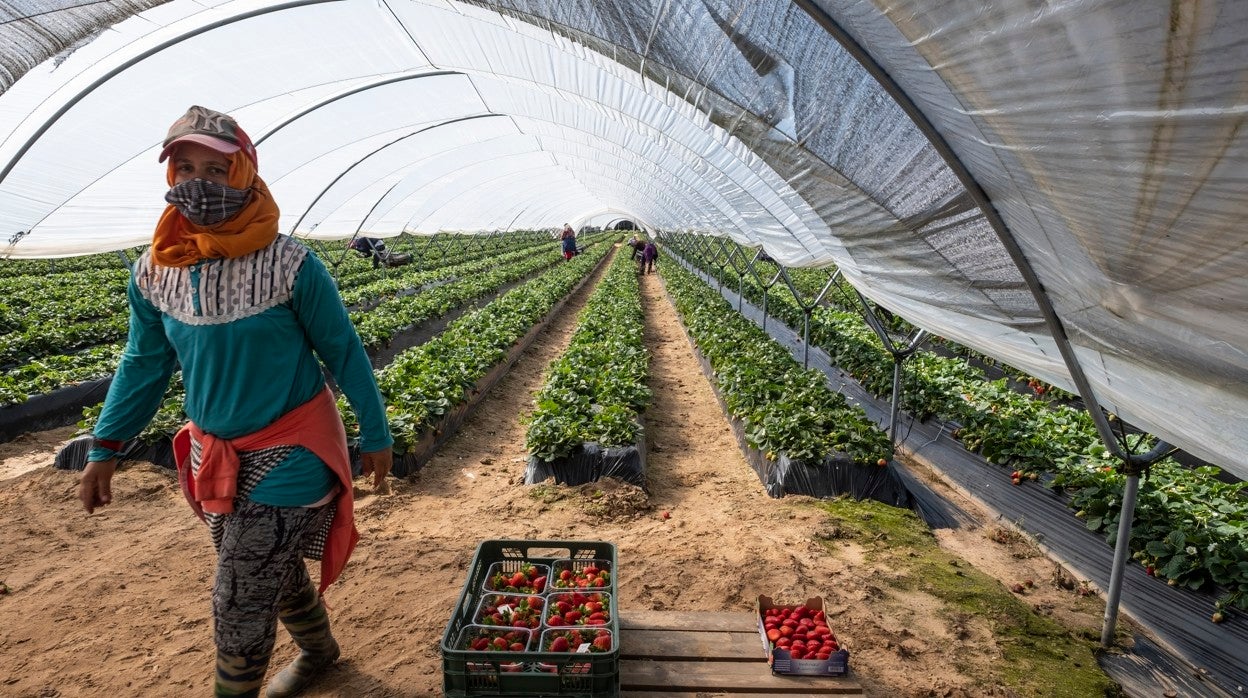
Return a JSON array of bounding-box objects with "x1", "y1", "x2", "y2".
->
[{"x1": 164, "y1": 178, "x2": 251, "y2": 227}]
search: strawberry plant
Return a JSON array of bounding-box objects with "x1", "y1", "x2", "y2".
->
[
  {"x1": 663, "y1": 260, "x2": 890, "y2": 467},
  {"x1": 525, "y1": 252, "x2": 649, "y2": 462}
]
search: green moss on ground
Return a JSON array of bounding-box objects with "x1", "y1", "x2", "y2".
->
[{"x1": 808, "y1": 497, "x2": 1119, "y2": 697}]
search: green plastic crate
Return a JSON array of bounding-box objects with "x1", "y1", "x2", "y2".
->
[{"x1": 442, "y1": 539, "x2": 619, "y2": 697}]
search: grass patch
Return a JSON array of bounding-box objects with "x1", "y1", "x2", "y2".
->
[{"x1": 806, "y1": 497, "x2": 1119, "y2": 697}]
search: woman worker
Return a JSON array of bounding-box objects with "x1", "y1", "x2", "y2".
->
[{"x1": 77, "y1": 105, "x2": 394, "y2": 698}]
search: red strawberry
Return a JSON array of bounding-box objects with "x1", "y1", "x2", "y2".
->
[
  {"x1": 550, "y1": 636, "x2": 570, "y2": 652},
  {"x1": 592, "y1": 635, "x2": 612, "y2": 651}
]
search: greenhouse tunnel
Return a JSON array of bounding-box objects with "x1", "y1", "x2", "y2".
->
[{"x1": 1, "y1": 0, "x2": 1246, "y2": 692}]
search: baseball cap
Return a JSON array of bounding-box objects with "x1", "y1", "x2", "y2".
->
[{"x1": 158, "y1": 105, "x2": 258, "y2": 166}]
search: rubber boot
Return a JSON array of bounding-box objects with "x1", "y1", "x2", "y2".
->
[
  {"x1": 265, "y1": 583, "x2": 340, "y2": 698},
  {"x1": 215, "y1": 649, "x2": 271, "y2": 697}
]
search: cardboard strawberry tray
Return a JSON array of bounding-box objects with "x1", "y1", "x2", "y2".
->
[
  {"x1": 757, "y1": 594, "x2": 850, "y2": 677},
  {"x1": 443, "y1": 539, "x2": 619, "y2": 697}
]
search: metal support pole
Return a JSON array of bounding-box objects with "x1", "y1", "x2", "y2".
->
[
  {"x1": 115, "y1": 249, "x2": 133, "y2": 271},
  {"x1": 1099, "y1": 437, "x2": 1174, "y2": 646},
  {"x1": 803, "y1": 309, "x2": 812, "y2": 368},
  {"x1": 779, "y1": 268, "x2": 839, "y2": 369},
  {"x1": 890, "y1": 355, "x2": 905, "y2": 446},
  {"x1": 1101, "y1": 474, "x2": 1140, "y2": 647}
]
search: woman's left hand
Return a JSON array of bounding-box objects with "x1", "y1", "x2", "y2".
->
[{"x1": 361, "y1": 448, "x2": 393, "y2": 494}]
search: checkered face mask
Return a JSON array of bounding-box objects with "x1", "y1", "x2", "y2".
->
[{"x1": 165, "y1": 178, "x2": 251, "y2": 227}]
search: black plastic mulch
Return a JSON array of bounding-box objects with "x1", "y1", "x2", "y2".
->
[{"x1": 686, "y1": 262, "x2": 1247, "y2": 697}]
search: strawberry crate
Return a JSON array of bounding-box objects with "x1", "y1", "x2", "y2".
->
[{"x1": 444, "y1": 539, "x2": 619, "y2": 697}]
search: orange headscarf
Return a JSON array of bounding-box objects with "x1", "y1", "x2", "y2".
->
[{"x1": 150, "y1": 148, "x2": 280, "y2": 267}]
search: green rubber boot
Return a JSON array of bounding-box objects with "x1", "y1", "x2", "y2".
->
[
  {"x1": 265, "y1": 583, "x2": 340, "y2": 698},
  {"x1": 215, "y1": 649, "x2": 271, "y2": 697}
]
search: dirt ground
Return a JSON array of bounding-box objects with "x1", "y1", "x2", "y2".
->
[{"x1": 0, "y1": 254, "x2": 1114, "y2": 697}]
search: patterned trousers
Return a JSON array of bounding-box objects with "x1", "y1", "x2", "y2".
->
[{"x1": 211, "y1": 500, "x2": 329, "y2": 657}]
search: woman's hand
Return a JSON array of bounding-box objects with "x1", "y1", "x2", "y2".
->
[
  {"x1": 79, "y1": 459, "x2": 118, "y2": 514},
  {"x1": 360, "y1": 448, "x2": 393, "y2": 494}
]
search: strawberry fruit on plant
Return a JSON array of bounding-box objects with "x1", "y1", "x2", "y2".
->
[
  {"x1": 762, "y1": 604, "x2": 840, "y2": 660},
  {"x1": 543, "y1": 591, "x2": 612, "y2": 627},
  {"x1": 485, "y1": 563, "x2": 548, "y2": 595}
]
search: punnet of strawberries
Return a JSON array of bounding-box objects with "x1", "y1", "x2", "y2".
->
[
  {"x1": 762, "y1": 604, "x2": 841, "y2": 660},
  {"x1": 483, "y1": 562, "x2": 548, "y2": 595},
  {"x1": 542, "y1": 591, "x2": 612, "y2": 627},
  {"x1": 459, "y1": 625, "x2": 534, "y2": 653},
  {"x1": 540, "y1": 627, "x2": 613, "y2": 653},
  {"x1": 551, "y1": 560, "x2": 612, "y2": 590},
  {"x1": 554, "y1": 559, "x2": 611, "y2": 591},
  {"x1": 474, "y1": 593, "x2": 545, "y2": 629}
]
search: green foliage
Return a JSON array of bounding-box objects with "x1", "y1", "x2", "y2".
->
[
  {"x1": 670, "y1": 233, "x2": 1248, "y2": 611},
  {"x1": 525, "y1": 253, "x2": 650, "y2": 461}
]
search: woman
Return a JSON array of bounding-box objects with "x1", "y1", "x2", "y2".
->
[
  {"x1": 560, "y1": 223, "x2": 577, "y2": 260},
  {"x1": 77, "y1": 106, "x2": 393, "y2": 698}
]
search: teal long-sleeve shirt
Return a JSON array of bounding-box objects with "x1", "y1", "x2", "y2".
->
[{"x1": 89, "y1": 237, "x2": 392, "y2": 505}]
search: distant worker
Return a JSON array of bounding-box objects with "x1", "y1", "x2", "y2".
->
[
  {"x1": 628, "y1": 234, "x2": 643, "y2": 261},
  {"x1": 560, "y1": 224, "x2": 578, "y2": 261},
  {"x1": 349, "y1": 237, "x2": 410, "y2": 269},
  {"x1": 642, "y1": 239, "x2": 658, "y2": 274}
]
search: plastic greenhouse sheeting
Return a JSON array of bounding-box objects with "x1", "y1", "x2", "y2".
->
[{"x1": 0, "y1": 0, "x2": 1246, "y2": 481}]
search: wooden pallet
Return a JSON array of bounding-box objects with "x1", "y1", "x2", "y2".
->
[{"x1": 619, "y1": 611, "x2": 865, "y2": 697}]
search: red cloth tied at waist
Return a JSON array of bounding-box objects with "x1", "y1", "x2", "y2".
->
[{"x1": 173, "y1": 385, "x2": 359, "y2": 594}]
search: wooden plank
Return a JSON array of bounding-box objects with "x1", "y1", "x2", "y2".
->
[
  {"x1": 621, "y1": 609, "x2": 758, "y2": 632},
  {"x1": 621, "y1": 628, "x2": 765, "y2": 661},
  {"x1": 621, "y1": 659, "x2": 863, "y2": 696}
]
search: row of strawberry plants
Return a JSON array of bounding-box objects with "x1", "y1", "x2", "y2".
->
[
  {"x1": 662, "y1": 253, "x2": 891, "y2": 466},
  {"x1": 0, "y1": 344, "x2": 124, "y2": 407},
  {"x1": 1, "y1": 236, "x2": 536, "y2": 401},
  {"x1": 371, "y1": 244, "x2": 610, "y2": 453},
  {"x1": 324, "y1": 233, "x2": 553, "y2": 304},
  {"x1": 0, "y1": 314, "x2": 129, "y2": 369},
  {"x1": 0, "y1": 251, "x2": 131, "y2": 279},
  {"x1": 0, "y1": 268, "x2": 130, "y2": 333},
  {"x1": 349, "y1": 231, "x2": 610, "y2": 347},
  {"x1": 670, "y1": 237, "x2": 1248, "y2": 611},
  {"x1": 524, "y1": 250, "x2": 650, "y2": 462},
  {"x1": 350, "y1": 244, "x2": 564, "y2": 350}
]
